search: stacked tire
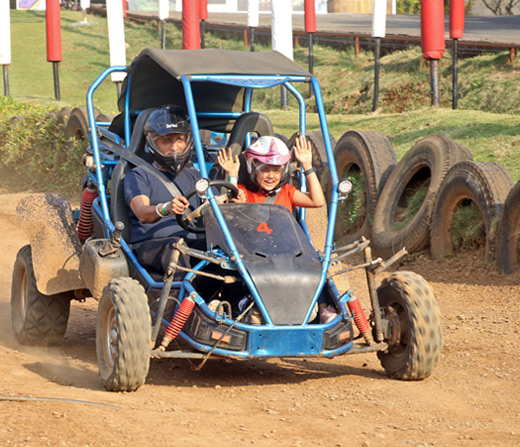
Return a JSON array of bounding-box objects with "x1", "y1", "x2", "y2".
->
[
  {"x1": 329, "y1": 131, "x2": 516, "y2": 270},
  {"x1": 49, "y1": 106, "x2": 114, "y2": 148},
  {"x1": 288, "y1": 130, "x2": 336, "y2": 183},
  {"x1": 370, "y1": 134, "x2": 472, "y2": 257},
  {"x1": 430, "y1": 161, "x2": 512, "y2": 262},
  {"x1": 289, "y1": 131, "x2": 337, "y2": 250},
  {"x1": 496, "y1": 180, "x2": 520, "y2": 273},
  {"x1": 65, "y1": 107, "x2": 90, "y2": 149},
  {"x1": 327, "y1": 130, "x2": 396, "y2": 244}
]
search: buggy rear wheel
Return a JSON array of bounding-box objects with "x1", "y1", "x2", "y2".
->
[
  {"x1": 377, "y1": 272, "x2": 442, "y2": 380},
  {"x1": 96, "y1": 277, "x2": 151, "y2": 392},
  {"x1": 11, "y1": 245, "x2": 71, "y2": 346}
]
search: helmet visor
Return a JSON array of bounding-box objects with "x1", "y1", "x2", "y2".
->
[{"x1": 254, "y1": 161, "x2": 285, "y2": 174}]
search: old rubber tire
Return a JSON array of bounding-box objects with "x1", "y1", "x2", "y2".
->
[
  {"x1": 329, "y1": 130, "x2": 396, "y2": 244},
  {"x1": 496, "y1": 180, "x2": 520, "y2": 274},
  {"x1": 11, "y1": 245, "x2": 71, "y2": 346},
  {"x1": 66, "y1": 107, "x2": 89, "y2": 147},
  {"x1": 96, "y1": 277, "x2": 151, "y2": 392},
  {"x1": 56, "y1": 106, "x2": 71, "y2": 129},
  {"x1": 377, "y1": 271, "x2": 442, "y2": 381},
  {"x1": 288, "y1": 130, "x2": 336, "y2": 182},
  {"x1": 372, "y1": 134, "x2": 473, "y2": 257},
  {"x1": 66, "y1": 107, "x2": 100, "y2": 150},
  {"x1": 95, "y1": 111, "x2": 116, "y2": 125},
  {"x1": 430, "y1": 161, "x2": 513, "y2": 261},
  {"x1": 274, "y1": 133, "x2": 289, "y2": 145}
]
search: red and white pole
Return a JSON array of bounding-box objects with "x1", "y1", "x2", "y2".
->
[
  {"x1": 107, "y1": 0, "x2": 127, "y2": 95},
  {"x1": 80, "y1": 0, "x2": 90, "y2": 22},
  {"x1": 46, "y1": 0, "x2": 63, "y2": 101},
  {"x1": 247, "y1": 0, "x2": 259, "y2": 52},
  {"x1": 372, "y1": 0, "x2": 387, "y2": 111},
  {"x1": 450, "y1": 0, "x2": 465, "y2": 109},
  {"x1": 183, "y1": 0, "x2": 200, "y2": 49},
  {"x1": 304, "y1": 0, "x2": 316, "y2": 97},
  {"x1": 199, "y1": 0, "x2": 208, "y2": 49},
  {"x1": 421, "y1": 0, "x2": 445, "y2": 106},
  {"x1": 159, "y1": 0, "x2": 169, "y2": 49},
  {"x1": 271, "y1": 0, "x2": 293, "y2": 108}
]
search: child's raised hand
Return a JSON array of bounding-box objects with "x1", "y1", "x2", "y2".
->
[
  {"x1": 217, "y1": 147, "x2": 240, "y2": 178},
  {"x1": 293, "y1": 134, "x2": 313, "y2": 171}
]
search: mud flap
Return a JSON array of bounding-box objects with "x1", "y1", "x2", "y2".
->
[{"x1": 16, "y1": 193, "x2": 85, "y2": 295}]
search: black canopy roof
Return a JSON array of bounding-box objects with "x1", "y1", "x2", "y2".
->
[
  {"x1": 114, "y1": 48, "x2": 312, "y2": 133},
  {"x1": 127, "y1": 48, "x2": 312, "y2": 79}
]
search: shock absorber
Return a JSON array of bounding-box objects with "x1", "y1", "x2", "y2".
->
[
  {"x1": 348, "y1": 294, "x2": 372, "y2": 345},
  {"x1": 77, "y1": 182, "x2": 98, "y2": 243},
  {"x1": 159, "y1": 295, "x2": 196, "y2": 351}
]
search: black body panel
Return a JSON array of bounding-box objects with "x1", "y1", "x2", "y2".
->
[{"x1": 205, "y1": 204, "x2": 322, "y2": 325}]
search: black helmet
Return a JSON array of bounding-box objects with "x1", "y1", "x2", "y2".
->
[{"x1": 144, "y1": 105, "x2": 193, "y2": 175}]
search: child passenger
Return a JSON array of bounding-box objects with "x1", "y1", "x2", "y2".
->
[
  {"x1": 217, "y1": 135, "x2": 338, "y2": 324},
  {"x1": 218, "y1": 134, "x2": 325, "y2": 211}
]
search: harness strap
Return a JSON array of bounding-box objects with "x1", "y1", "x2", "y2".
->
[
  {"x1": 263, "y1": 188, "x2": 281, "y2": 204},
  {"x1": 110, "y1": 143, "x2": 183, "y2": 199}
]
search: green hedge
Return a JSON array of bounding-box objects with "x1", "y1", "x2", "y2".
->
[{"x1": 0, "y1": 97, "x2": 85, "y2": 198}]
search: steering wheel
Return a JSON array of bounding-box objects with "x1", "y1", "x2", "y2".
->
[{"x1": 176, "y1": 179, "x2": 240, "y2": 233}]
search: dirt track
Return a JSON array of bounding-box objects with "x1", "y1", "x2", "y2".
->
[{"x1": 1, "y1": 191, "x2": 519, "y2": 447}]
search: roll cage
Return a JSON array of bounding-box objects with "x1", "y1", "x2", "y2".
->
[{"x1": 84, "y1": 48, "x2": 342, "y2": 327}]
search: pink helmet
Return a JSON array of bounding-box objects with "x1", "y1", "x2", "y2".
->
[{"x1": 245, "y1": 136, "x2": 291, "y2": 175}]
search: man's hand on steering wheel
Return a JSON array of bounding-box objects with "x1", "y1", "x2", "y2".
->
[
  {"x1": 231, "y1": 188, "x2": 246, "y2": 203},
  {"x1": 176, "y1": 180, "x2": 240, "y2": 233},
  {"x1": 167, "y1": 195, "x2": 191, "y2": 215}
]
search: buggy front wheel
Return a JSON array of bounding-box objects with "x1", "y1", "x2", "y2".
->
[
  {"x1": 96, "y1": 277, "x2": 151, "y2": 392},
  {"x1": 377, "y1": 272, "x2": 442, "y2": 380}
]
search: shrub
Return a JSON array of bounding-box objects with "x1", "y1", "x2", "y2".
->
[{"x1": 0, "y1": 97, "x2": 84, "y2": 199}]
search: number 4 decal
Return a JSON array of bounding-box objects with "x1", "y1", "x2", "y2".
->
[{"x1": 256, "y1": 222, "x2": 273, "y2": 234}]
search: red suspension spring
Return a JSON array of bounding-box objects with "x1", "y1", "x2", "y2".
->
[
  {"x1": 77, "y1": 184, "x2": 98, "y2": 243},
  {"x1": 348, "y1": 296, "x2": 370, "y2": 335},
  {"x1": 161, "y1": 297, "x2": 196, "y2": 349}
]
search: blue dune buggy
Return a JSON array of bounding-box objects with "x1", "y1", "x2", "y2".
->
[{"x1": 11, "y1": 48, "x2": 442, "y2": 391}]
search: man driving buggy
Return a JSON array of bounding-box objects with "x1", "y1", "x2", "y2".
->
[{"x1": 124, "y1": 105, "x2": 222, "y2": 274}]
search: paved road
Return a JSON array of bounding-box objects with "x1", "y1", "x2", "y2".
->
[{"x1": 157, "y1": 11, "x2": 520, "y2": 47}]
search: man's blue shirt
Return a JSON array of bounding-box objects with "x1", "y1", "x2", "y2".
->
[{"x1": 124, "y1": 165, "x2": 203, "y2": 244}]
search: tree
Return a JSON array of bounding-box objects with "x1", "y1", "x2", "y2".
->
[{"x1": 481, "y1": 0, "x2": 519, "y2": 14}]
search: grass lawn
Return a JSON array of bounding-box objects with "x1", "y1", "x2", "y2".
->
[{"x1": 2, "y1": 8, "x2": 520, "y2": 195}]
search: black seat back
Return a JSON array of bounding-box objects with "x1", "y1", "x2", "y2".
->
[
  {"x1": 125, "y1": 108, "x2": 157, "y2": 160},
  {"x1": 208, "y1": 112, "x2": 274, "y2": 183},
  {"x1": 226, "y1": 112, "x2": 274, "y2": 157},
  {"x1": 109, "y1": 108, "x2": 156, "y2": 241}
]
